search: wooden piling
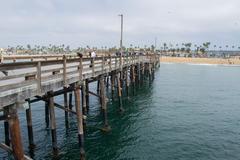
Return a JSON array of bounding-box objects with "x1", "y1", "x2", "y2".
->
[
  {"x1": 131, "y1": 65, "x2": 136, "y2": 95},
  {"x1": 141, "y1": 62, "x2": 145, "y2": 84},
  {"x1": 137, "y1": 63, "x2": 141, "y2": 87},
  {"x1": 117, "y1": 73, "x2": 124, "y2": 112},
  {"x1": 100, "y1": 77, "x2": 111, "y2": 132},
  {"x1": 106, "y1": 76, "x2": 109, "y2": 89},
  {"x1": 69, "y1": 91, "x2": 73, "y2": 110},
  {"x1": 45, "y1": 99, "x2": 50, "y2": 128},
  {"x1": 85, "y1": 79, "x2": 90, "y2": 112},
  {"x1": 48, "y1": 91, "x2": 58, "y2": 152},
  {"x1": 110, "y1": 74, "x2": 115, "y2": 99},
  {"x1": 74, "y1": 85, "x2": 85, "y2": 159},
  {"x1": 81, "y1": 81, "x2": 87, "y2": 115},
  {"x1": 97, "y1": 80, "x2": 100, "y2": 94},
  {"x1": 149, "y1": 63, "x2": 152, "y2": 82},
  {"x1": 135, "y1": 64, "x2": 138, "y2": 86},
  {"x1": 8, "y1": 106, "x2": 24, "y2": 160},
  {"x1": 125, "y1": 68, "x2": 129, "y2": 97},
  {"x1": 63, "y1": 87, "x2": 69, "y2": 128},
  {"x1": 26, "y1": 99, "x2": 35, "y2": 149},
  {"x1": 3, "y1": 108, "x2": 10, "y2": 146},
  {"x1": 152, "y1": 63, "x2": 155, "y2": 80}
]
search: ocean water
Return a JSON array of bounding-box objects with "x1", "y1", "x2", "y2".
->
[{"x1": 1, "y1": 63, "x2": 240, "y2": 160}]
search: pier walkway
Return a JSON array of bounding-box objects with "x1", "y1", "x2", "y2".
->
[{"x1": 0, "y1": 53, "x2": 160, "y2": 160}]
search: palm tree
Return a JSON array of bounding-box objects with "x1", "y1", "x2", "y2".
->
[
  {"x1": 219, "y1": 46, "x2": 222, "y2": 51},
  {"x1": 225, "y1": 45, "x2": 229, "y2": 50},
  {"x1": 163, "y1": 43, "x2": 167, "y2": 51},
  {"x1": 130, "y1": 44, "x2": 133, "y2": 51},
  {"x1": 214, "y1": 45, "x2": 217, "y2": 50},
  {"x1": 144, "y1": 45, "x2": 147, "y2": 50},
  {"x1": 176, "y1": 44, "x2": 178, "y2": 47},
  {"x1": 203, "y1": 42, "x2": 211, "y2": 49}
]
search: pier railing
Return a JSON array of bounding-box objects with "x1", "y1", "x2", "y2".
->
[{"x1": 0, "y1": 54, "x2": 159, "y2": 108}]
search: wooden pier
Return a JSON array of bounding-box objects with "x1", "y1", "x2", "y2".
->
[{"x1": 0, "y1": 53, "x2": 160, "y2": 160}]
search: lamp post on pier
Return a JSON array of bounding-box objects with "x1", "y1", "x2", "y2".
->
[
  {"x1": 119, "y1": 14, "x2": 123, "y2": 55},
  {"x1": 118, "y1": 14, "x2": 123, "y2": 70},
  {"x1": 118, "y1": 14, "x2": 124, "y2": 112}
]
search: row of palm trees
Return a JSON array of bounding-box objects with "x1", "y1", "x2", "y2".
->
[
  {"x1": 6, "y1": 44, "x2": 72, "y2": 54},
  {"x1": 158, "y1": 42, "x2": 240, "y2": 51},
  {"x1": 3, "y1": 42, "x2": 240, "y2": 55}
]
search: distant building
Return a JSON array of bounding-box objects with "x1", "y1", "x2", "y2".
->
[{"x1": 207, "y1": 50, "x2": 240, "y2": 58}]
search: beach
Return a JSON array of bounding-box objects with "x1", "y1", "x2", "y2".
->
[{"x1": 160, "y1": 56, "x2": 240, "y2": 65}]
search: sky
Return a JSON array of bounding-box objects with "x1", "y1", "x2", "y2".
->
[{"x1": 0, "y1": 0, "x2": 240, "y2": 49}]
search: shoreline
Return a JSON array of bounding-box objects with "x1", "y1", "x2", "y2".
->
[{"x1": 160, "y1": 56, "x2": 240, "y2": 65}]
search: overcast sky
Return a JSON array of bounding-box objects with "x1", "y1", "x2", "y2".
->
[{"x1": 0, "y1": 0, "x2": 240, "y2": 49}]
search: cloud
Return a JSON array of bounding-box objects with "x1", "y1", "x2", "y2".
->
[{"x1": 0, "y1": 0, "x2": 240, "y2": 48}]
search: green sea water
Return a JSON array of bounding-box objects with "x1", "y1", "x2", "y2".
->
[{"x1": 1, "y1": 63, "x2": 240, "y2": 160}]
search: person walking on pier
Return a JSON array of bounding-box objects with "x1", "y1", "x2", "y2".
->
[{"x1": 90, "y1": 50, "x2": 96, "y2": 67}]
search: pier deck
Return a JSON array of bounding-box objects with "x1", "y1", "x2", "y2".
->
[{"x1": 0, "y1": 54, "x2": 160, "y2": 160}]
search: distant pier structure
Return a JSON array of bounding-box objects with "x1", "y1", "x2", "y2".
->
[{"x1": 0, "y1": 53, "x2": 160, "y2": 160}]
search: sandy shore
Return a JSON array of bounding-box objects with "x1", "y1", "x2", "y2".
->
[{"x1": 160, "y1": 56, "x2": 240, "y2": 65}]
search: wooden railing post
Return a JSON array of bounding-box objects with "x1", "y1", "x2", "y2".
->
[
  {"x1": 109, "y1": 56, "x2": 112, "y2": 72},
  {"x1": 63, "y1": 55, "x2": 67, "y2": 87},
  {"x1": 119, "y1": 56, "x2": 121, "y2": 68},
  {"x1": 101, "y1": 56, "x2": 104, "y2": 74},
  {"x1": 79, "y1": 56, "x2": 83, "y2": 81},
  {"x1": 92, "y1": 58, "x2": 95, "y2": 77},
  {"x1": 115, "y1": 57, "x2": 117, "y2": 69},
  {"x1": 37, "y1": 62, "x2": 42, "y2": 94}
]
